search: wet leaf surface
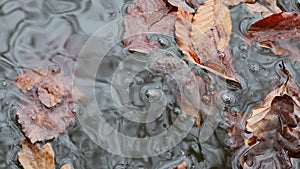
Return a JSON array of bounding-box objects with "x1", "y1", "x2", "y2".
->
[
  {"x1": 175, "y1": 0, "x2": 238, "y2": 82},
  {"x1": 15, "y1": 67, "x2": 85, "y2": 143},
  {"x1": 167, "y1": 0, "x2": 205, "y2": 12},
  {"x1": 18, "y1": 139, "x2": 55, "y2": 169},
  {"x1": 246, "y1": 1, "x2": 280, "y2": 18},
  {"x1": 242, "y1": 66, "x2": 300, "y2": 168},
  {"x1": 60, "y1": 163, "x2": 73, "y2": 169},
  {"x1": 123, "y1": 0, "x2": 177, "y2": 53},
  {"x1": 173, "y1": 161, "x2": 186, "y2": 169}
]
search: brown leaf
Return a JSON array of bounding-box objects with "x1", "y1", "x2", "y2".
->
[
  {"x1": 243, "y1": 67, "x2": 300, "y2": 168},
  {"x1": 224, "y1": 112, "x2": 246, "y2": 153},
  {"x1": 223, "y1": 0, "x2": 255, "y2": 6},
  {"x1": 18, "y1": 139, "x2": 55, "y2": 169},
  {"x1": 123, "y1": 0, "x2": 177, "y2": 53},
  {"x1": 60, "y1": 163, "x2": 73, "y2": 169},
  {"x1": 246, "y1": 2, "x2": 279, "y2": 18},
  {"x1": 175, "y1": 0, "x2": 238, "y2": 82},
  {"x1": 257, "y1": 0, "x2": 282, "y2": 14},
  {"x1": 148, "y1": 51, "x2": 212, "y2": 126},
  {"x1": 15, "y1": 68, "x2": 85, "y2": 143},
  {"x1": 15, "y1": 67, "x2": 85, "y2": 108},
  {"x1": 246, "y1": 12, "x2": 300, "y2": 42},
  {"x1": 173, "y1": 161, "x2": 186, "y2": 169}
]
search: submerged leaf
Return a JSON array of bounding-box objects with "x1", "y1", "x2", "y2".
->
[
  {"x1": 123, "y1": 0, "x2": 177, "y2": 53},
  {"x1": 15, "y1": 67, "x2": 85, "y2": 143},
  {"x1": 175, "y1": 0, "x2": 238, "y2": 82},
  {"x1": 173, "y1": 161, "x2": 186, "y2": 169},
  {"x1": 246, "y1": 2, "x2": 280, "y2": 18},
  {"x1": 18, "y1": 139, "x2": 55, "y2": 169},
  {"x1": 60, "y1": 164, "x2": 73, "y2": 169}
]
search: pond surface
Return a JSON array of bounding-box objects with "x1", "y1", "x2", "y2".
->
[{"x1": 0, "y1": 0, "x2": 300, "y2": 168}]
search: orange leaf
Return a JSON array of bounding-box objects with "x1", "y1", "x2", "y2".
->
[
  {"x1": 18, "y1": 139, "x2": 55, "y2": 169},
  {"x1": 175, "y1": 0, "x2": 238, "y2": 82}
]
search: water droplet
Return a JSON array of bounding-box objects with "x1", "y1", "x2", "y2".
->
[
  {"x1": 48, "y1": 64, "x2": 61, "y2": 75},
  {"x1": 239, "y1": 43, "x2": 249, "y2": 51},
  {"x1": 221, "y1": 92, "x2": 236, "y2": 105},
  {"x1": 143, "y1": 88, "x2": 162, "y2": 103},
  {"x1": 107, "y1": 8, "x2": 116, "y2": 16},
  {"x1": 179, "y1": 113, "x2": 188, "y2": 121},
  {"x1": 154, "y1": 144, "x2": 162, "y2": 154},
  {"x1": 158, "y1": 37, "x2": 170, "y2": 48},
  {"x1": 165, "y1": 151, "x2": 173, "y2": 159},
  {"x1": 202, "y1": 95, "x2": 210, "y2": 104},
  {"x1": 0, "y1": 79, "x2": 8, "y2": 88},
  {"x1": 173, "y1": 107, "x2": 181, "y2": 114},
  {"x1": 135, "y1": 77, "x2": 144, "y2": 84},
  {"x1": 68, "y1": 102, "x2": 81, "y2": 115},
  {"x1": 218, "y1": 52, "x2": 226, "y2": 59},
  {"x1": 249, "y1": 63, "x2": 260, "y2": 73},
  {"x1": 240, "y1": 53, "x2": 247, "y2": 59}
]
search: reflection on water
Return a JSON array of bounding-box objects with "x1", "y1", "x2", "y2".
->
[{"x1": 0, "y1": 0, "x2": 299, "y2": 168}]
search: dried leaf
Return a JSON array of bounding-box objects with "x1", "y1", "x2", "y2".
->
[
  {"x1": 148, "y1": 51, "x2": 212, "y2": 126},
  {"x1": 123, "y1": 0, "x2": 177, "y2": 53},
  {"x1": 175, "y1": 0, "x2": 238, "y2": 82},
  {"x1": 60, "y1": 163, "x2": 73, "y2": 169},
  {"x1": 173, "y1": 161, "x2": 187, "y2": 169},
  {"x1": 15, "y1": 67, "x2": 85, "y2": 143},
  {"x1": 223, "y1": 0, "x2": 255, "y2": 6},
  {"x1": 243, "y1": 67, "x2": 300, "y2": 168},
  {"x1": 18, "y1": 139, "x2": 55, "y2": 169},
  {"x1": 246, "y1": 12, "x2": 300, "y2": 42}
]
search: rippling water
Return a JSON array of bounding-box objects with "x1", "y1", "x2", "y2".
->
[{"x1": 0, "y1": 0, "x2": 300, "y2": 168}]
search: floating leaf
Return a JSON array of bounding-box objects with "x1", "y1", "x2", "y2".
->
[
  {"x1": 175, "y1": 0, "x2": 238, "y2": 82},
  {"x1": 246, "y1": 12, "x2": 300, "y2": 42},
  {"x1": 242, "y1": 66, "x2": 300, "y2": 168},
  {"x1": 18, "y1": 139, "x2": 55, "y2": 169},
  {"x1": 15, "y1": 67, "x2": 85, "y2": 143},
  {"x1": 224, "y1": 112, "x2": 247, "y2": 153},
  {"x1": 123, "y1": 0, "x2": 177, "y2": 53}
]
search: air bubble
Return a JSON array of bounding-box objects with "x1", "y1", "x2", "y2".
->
[
  {"x1": 249, "y1": 63, "x2": 260, "y2": 73},
  {"x1": 240, "y1": 53, "x2": 247, "y2": 59},
  {"x1": 135, "y1": 77, "x2": 144, "y2": 84},
  {"x1": 144, "y1": 88, "x2": 162, "y2": 102},
  {"x1": 239, "y1": 43, "x2": 249, "y2": 51},
  {"x1": 68, "y1": 102, "x2": 81, "y2": 115},
  {"x1": 154, "y1": 144, "x2": 162, "y2": 154},
  {"x1": 173, "y1": 107, "x2": 181, "y2": 114},
  {"x1": 179, "y1": 113, "x2": 188, "y2": 121},
  {"x1": 158, "y1": 37, "x2": 170, "y2": 48},
  {"x1": 221, "y1": 92, "x2": 236, "y2": 105},
  {"x1": 48, "y1": 64, "x2": 61, "y2": 75},
  {"x1": 0, "y1": 79, "x2": 8, "y2": 89}
]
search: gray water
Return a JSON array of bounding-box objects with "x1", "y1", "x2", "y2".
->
[{"x1": 0, "y1": 0, "x2": 300, "y2": 169}]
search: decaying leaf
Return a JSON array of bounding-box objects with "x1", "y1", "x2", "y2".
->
[
  {"x1": 18, "y1": 139, "x2": 55, "y2": 169},
  {"x1": 175, "y1": 0, "x2": 238, "y2": 82},
  {"x1": 15, "y1": 67, "x2": 85, "y2": 143},
  {"x1": 167, "y1": 0, "x2": 205, "y2": 12},
  {"x1": 123, "y1": 0, "x2": 177, "y2": 53},
  {"x1": 148, "y1": 51, "x2": 207, "y2": 126},
  {"x1": 173, "y1": 161, "x2": 187, "y2": 169},
  {"x1": 257, "y1": 0, "x2": 282, "y2": 14},
  {"x1": 246, "y1": 12, "x2": 300, "y2": 60},
  {"x1": 223, "y1": 0, "x2": 255, "y2": 6},
  {"x1": 224, "y1": 112, "x2": 247, "y2": 153},
  {"x1": 242, "y1": 66, "x2": 300, "y2": 168}
]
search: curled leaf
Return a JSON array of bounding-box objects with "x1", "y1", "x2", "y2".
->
[
  {"x1": 18, "y1": 139, "x2": 55, "y2": 169},
  {"x1": 175, "y1": 0, "x2": 238, "y2": 82},
  {"x1": 243, "y1": 67, "x2": 300, "y2": 168},
  {"x1": 15, "y1": 67, "x2": 85, "y2": 143}
]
